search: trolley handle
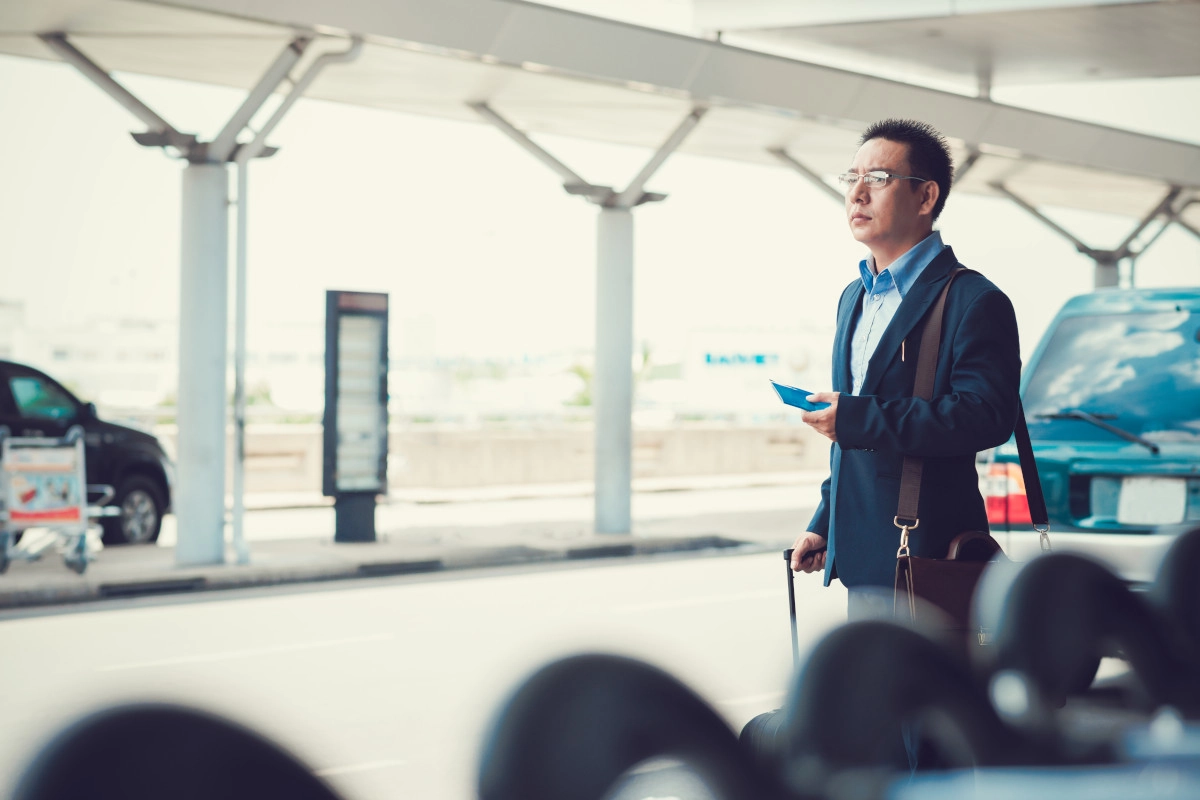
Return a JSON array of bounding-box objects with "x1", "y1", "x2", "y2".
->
[{"x1": 88, "y1": 485, "x2": 116, "y2": 507}]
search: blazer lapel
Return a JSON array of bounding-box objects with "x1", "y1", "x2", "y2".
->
[
  {"x1": 832, "y1": 281, "x2": 863, "y2": 393},
  {"x1": 858, "y1": 247, "x2": 959, "y2": 397}
]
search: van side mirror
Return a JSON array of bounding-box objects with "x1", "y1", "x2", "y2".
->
[{"x1": 81, "y1": 402, "x2": 98, "y2": 420}]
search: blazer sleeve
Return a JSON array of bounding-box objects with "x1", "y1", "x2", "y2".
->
[
  {"x1": 806, "y1": 460, "x2": 832, "y2": 537},
  {"x1": 834, "y1": 287, "x2": 1021, "y2": 458}
]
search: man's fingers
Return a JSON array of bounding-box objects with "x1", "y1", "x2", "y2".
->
[
  {"x1": 800, "y1": 407, "x2": 830, "y2": 424},
  {"x1": 796, "y1": 549, "x2": 825, "y2": 573},
  {"x1": 790, "y1": 533, "x2": 827, "y2": 574},
  {"x1": 792, "y1": 550, "x2": 810, "y2": 571}
]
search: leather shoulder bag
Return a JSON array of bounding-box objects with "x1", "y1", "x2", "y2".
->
[{"x1": 893, "y1": 268, "x2": 1050, "y2": 653}]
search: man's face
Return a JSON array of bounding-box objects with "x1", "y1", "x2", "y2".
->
[{"x1": 845, "y1": 137, "x2": 934, "y2": 254}]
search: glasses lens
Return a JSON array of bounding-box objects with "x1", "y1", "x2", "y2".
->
[
  {"x1": 864, "y1": 171, "x2": 889, "y2": 186},
  {"x1": 836, "y1": 173, "x2": 858, "y2": 191}
]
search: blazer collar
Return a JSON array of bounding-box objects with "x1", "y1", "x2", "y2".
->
[{"x1": 858, "y1": 246, "x2": 960, "y2": 397}]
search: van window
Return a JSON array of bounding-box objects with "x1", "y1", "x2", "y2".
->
[
  {"x1": 1023, "y1": 309, "x2": 1200, "y2": 442},
  {"x1": 9, "y1": 376, "x2": 78, "y2": 422}
]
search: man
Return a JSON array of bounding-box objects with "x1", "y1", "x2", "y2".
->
[{"x1": 789, "y1": 119, "x2": 1021, "y2": 619}]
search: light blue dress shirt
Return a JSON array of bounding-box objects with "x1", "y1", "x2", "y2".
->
[{"x1": 849, "y1": 231, "x2": 948, "y2": 395}]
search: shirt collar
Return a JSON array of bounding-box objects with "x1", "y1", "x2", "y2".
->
[{"x1": 857, "y1": 230, "x2": 946, "y2": 298}]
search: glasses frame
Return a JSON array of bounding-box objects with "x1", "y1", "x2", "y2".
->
[{"x1": 837, "y1": 170, "x2": 929, "y2": 192}]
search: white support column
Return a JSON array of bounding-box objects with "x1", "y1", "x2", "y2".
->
[
  {"x1": 230, "y1": 38, "x2": 362, "y2": 564},
  {"x1": 1094, "y1": 256, "x2": 1120, "y2": 289},
  {"x1": 49, "y1": 33, "x2": 361, "y2": 565},
  {"x1": 176, "y1": 164, "x2": 230, "y2": 566},
  {"x1": 594, "y1": 207, "x2": 635, "y2": 534},
  {"x1": 470, "y1": 103, "x2": 705, "y2": 535}
]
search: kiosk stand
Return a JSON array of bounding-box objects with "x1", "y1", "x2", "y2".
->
[{"x1": 322, "y1": 291, "x2": 389, "y2": 543}]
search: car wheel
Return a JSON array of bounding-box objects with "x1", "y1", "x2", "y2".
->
[{"x1": 101, "y1": 476, "x2": 164, "y2": 545}]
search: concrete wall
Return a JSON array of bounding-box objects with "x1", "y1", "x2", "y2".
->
[{"x1": 156, "y1": 425, "x2": 832, "y2": 493}]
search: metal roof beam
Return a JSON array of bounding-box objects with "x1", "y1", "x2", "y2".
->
[
  {"x1": 613, "y1": 106, "x2": 707, "y2": 209},
  {"x1": 38, "y1": 32, "x2": 198, "y2": 154},
  {"x1": 1116, "y1": 186, "x2": 1182, "y2": 257},
  {"x1": 1179, "y1": 219, "x2": 1200, "y2": 243},
  {"x1": 1172, "y1": 200, "x2": 1200, "y2": 243},
  {"x1": 768, "y1": 148, "x2": 843, "y2": 204},
  {"x1": 169, "y1": 0, "x2": 1200, "y2": 189},
  {"x1": 471, "y1": 101, "x2": 705, "y2": 209},
  {"x1": 955, "y1": 149, "x2": 983, "y2": 183},
  {"x1": 992, "y1": 182, "x2": 1188, "y2": 288},
  {"x1": 990, "y1": 182, "x2": 1093, "y2": 255},
  {"x1": 469, "y1": 101, "x2": 601, "y2": 197},
  {"x1": 208, "y1": 36, "x2": 312, "y2": 164},
  {"x1": 235, "y1": 37, "x2": 363, "y2": 163}
]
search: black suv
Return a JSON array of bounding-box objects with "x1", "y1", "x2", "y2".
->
[{"x1": 0, "y1": 360, "x2": 173, "y2": 545}]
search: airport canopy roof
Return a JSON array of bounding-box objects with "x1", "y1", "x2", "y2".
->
[
  {"x1": 2, "y1": 0, "x2": 1199, "y2": 230},
  {"x1": 694, "y1": 0, "x2": 1200, "y2": 87}
]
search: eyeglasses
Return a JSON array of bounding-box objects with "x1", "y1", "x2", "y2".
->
[{"x1": 836, "y1": 171, "x2": 929, "y2": 192}]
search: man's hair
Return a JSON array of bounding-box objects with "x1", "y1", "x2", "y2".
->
[{"x1": 859, "y1": 119, "x2": 953, "y2": 222}]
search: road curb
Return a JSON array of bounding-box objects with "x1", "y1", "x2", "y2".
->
[{"x1": 0, "y1": 535, "x2": 763, "y2": 611}]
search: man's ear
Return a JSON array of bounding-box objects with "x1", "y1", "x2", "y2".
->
[{"x1": 919, "y1": 180, "x2": 940, "y2": 217}]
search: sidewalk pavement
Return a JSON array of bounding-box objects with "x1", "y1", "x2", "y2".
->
[
  {"x1": 0, "y1": 472, "x2": 822, "y2": 611},
  {"x1": 241, "y1": 470, "x2": 824, "y2": 509}
]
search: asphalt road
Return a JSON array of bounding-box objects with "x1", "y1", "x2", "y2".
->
[{"x1": 0, "y1": 549, "x2": 848, "y2": 799}]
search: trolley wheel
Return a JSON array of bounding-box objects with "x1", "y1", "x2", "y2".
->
[
  {"x1": 66, "y1": 555, "x2": 88, "y2": 575},
  {"x1": 101, "y1": 476, "x2": 165, "y2": 546}
]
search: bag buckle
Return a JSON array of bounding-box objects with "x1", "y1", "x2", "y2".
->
[
  {"x1": 894, "y1": 516, "x2": 918, "y2": 559},
  {"x1": 1036, "y1": 524, "x2": 1051, "y2": 552}
]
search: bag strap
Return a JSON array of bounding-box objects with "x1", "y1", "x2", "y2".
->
[
  {"x1": 895, "y1": 268, "x2": 1050, "y2": 556},
  {"x1": 895, "y1": 269, "x2": 963, "y2": 529},
  {"x1": 1012, "y1": 405, "x2": 1051, "y2": 549}
]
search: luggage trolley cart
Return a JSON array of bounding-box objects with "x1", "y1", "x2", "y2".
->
[{"x1": 0, "y1": 426, "x2": 115, "y2": 575}]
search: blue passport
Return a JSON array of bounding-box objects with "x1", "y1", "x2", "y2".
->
[{"x1": 770, "y1": 380, "x2": 830, "y2": 412}]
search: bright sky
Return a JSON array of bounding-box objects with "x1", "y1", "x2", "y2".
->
[{"x1": 0, "y1": 34, "x2": 1198, "y2": 367}]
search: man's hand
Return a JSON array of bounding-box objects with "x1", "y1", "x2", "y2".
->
[
  {"x1": 801, "y1": 392, "x2": 840, "y2": 442},
  {"x1": 790, "y1": 531, "x2": 828, "y2": 573}
]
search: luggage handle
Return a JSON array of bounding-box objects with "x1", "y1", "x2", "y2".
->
[
  {"x1": 783, "y1": 549, "x2": 800, "y2": 671},
  {"x1": 783, "y1": 546, "x2": 826, "y2": 670}
]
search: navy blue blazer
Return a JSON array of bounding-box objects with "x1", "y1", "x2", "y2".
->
[{"x1": 808, "y1": 246, "x2": 1021, "y2": 588}]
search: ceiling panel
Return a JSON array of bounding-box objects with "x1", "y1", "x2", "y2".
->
[{"x1": 731, "y1": 1, "x2": 1200, "y2": 86}]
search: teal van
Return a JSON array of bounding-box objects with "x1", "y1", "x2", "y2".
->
[{"x1": 984, "y1": 288, "x2": 1200, "y2": 582}]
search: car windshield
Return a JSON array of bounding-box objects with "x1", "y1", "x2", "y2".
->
[{"x1": 1023, "y1": 308, "x2": 1200, "y2": 443}]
